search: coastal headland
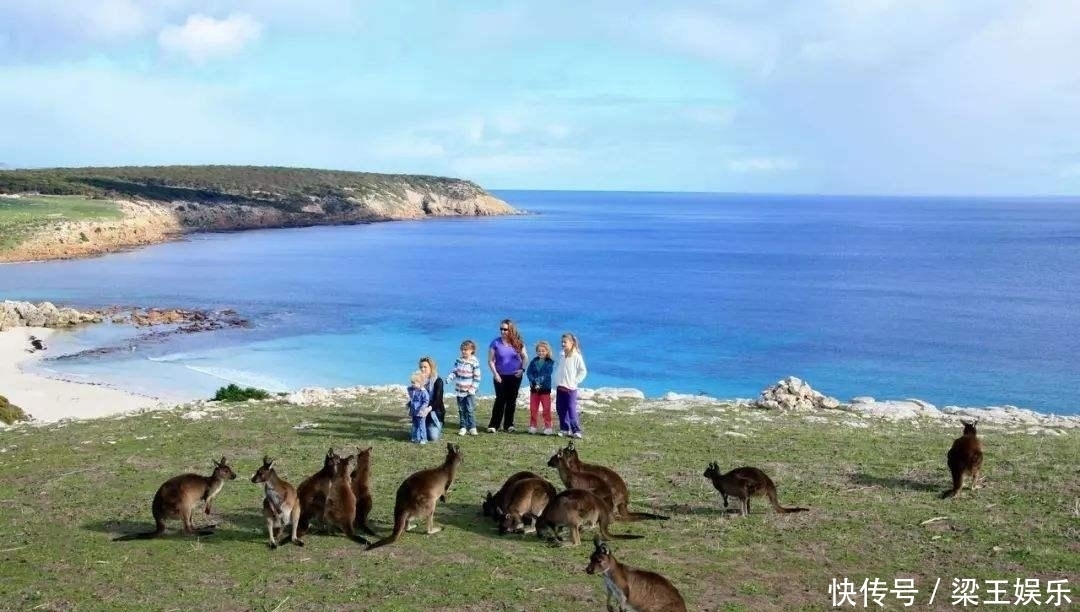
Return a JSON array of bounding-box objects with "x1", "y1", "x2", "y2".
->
[{"x1": 0, "y1": 165, "x2": 518, "y2": 262}]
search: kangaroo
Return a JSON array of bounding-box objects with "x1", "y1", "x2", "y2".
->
[
  {"x1": 296, "y1": 448, "x2": 339, "y2": 538},
  {"x1": 113, "y1": 457, "x2": 237, "y2": 541},
  {"x1": 941, "y1": 420, "x2": 984, "y2": 499},
  {"x1": 368, "y1": 443, "x2": 462, "y2": 550},
  {"x1": 535, "y1": 488, "x2": 644, "y2": 546},
  {"x1": 547, "y1": 448, "x2": 617, "y2": 511},
  {"x1": 350, "y1": 446, "x2": 377, "y2": 536},
  {"x1": 703, "y1": 462, "x2": 808, "y2": 516},
  {"x1": 561, "y1": 443, "x2": 669, "y2": 521},
  {"x1": 482, "y1": 470, "x2": 541, "y2": 521},
  {"x1": 250, "y1": 456, "x2": 303, "y2": 549},
  {"x1": 586, "y1": 536, "x2": 687, "y2": 612},
  {"x1": 497, "y1": 477, "x2": 558, "y2": 535},
  {"x1": 323, "y1": 453, "x2": 368, "y2": 545}
]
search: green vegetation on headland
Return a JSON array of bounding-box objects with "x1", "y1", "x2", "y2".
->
[
  {"x1": 0, "y1": 195, "x2": 123, "y2": 249},
  {"x1": 211, "y1": 384, "x2": 272, "y2": 402},
  {"x1": 0, "y1": 393, "x2": 1076, "y2": 610},
  {"x1": 0, "y1": 394, "x2": 28, "y2": 424}
]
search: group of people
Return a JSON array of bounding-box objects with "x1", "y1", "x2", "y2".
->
[{"x1": 405, "y1": 319, "x2": 588, "y2": 444}]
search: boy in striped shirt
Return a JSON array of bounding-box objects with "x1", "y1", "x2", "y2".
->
[{"x1": 446, "y1": 339, "x2": 481, "y2": 435}]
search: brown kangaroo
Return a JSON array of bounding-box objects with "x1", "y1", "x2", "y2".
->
[
  {"x1": 350, "y1": 446, "x2": 377, "y2": 536},
  {"x1": 703, "y1": 462, "x2": 808, "y2": 516},
  {"x1": 586, "y1": 536, "x2": 687, "y2": 612},
  {"x1": 296, "y1": 448, "x2": 339, "y2": 538},
  {"x1": 323, "y1": 453, "x2": 368, "y2": 545},
  {"x1": 250, "y1": 456, "x2": 303, "y2": 549},
  {"x1": 941, "y1": 420, "x2": 984, "y2": 499},
  {"x1": 482, "y1": 470, "x2": 541, "y2": 521},
  {"x1": 113, "y1": 457, "x2": 237, "y2": 540},
  {"x1": 534, "y1": 488, "x2": 644, "y2": 546},
  {"x1": 561, "y1": 443, "x2": 669, "y2": 521},
  {"x1": 497, "y1": 477, "x2": 558, "y2": 535},
  {"x1": 367, "y1": 443, "x2": 462, "y2": 550},
  {"x1": 547, "y1": 448, "x2": 617, "y2": 511}
]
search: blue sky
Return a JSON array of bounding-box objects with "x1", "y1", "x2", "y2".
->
[{"x1": 1, "y1": 1, "x2": 1078, "y2": 195}]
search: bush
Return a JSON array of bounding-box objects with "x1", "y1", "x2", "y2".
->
[
  {"x1": 0, "y1": 394, "x2": 29, "y2": 424},
  {"x1": 211, "y1": 384, "x2": 271, "y2": 402}
]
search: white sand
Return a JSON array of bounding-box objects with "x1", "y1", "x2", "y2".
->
[{"x1": 1, "y1": 327, "x2": 161, "y2": 424}]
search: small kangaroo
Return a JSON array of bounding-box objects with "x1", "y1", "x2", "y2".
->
[
  {"x1": 562, "y1": 443, "x2": 669, "y2": 521},
  {"x1": 497, "y1": 477, "x2": 558, "y2": 535},
  {"x1": 113, "y1": 457, "x2": 237, "y2": 541},
  {"x1": 350, "y1": 446, "x2": 378, "y2": 536},
  {"x1": 586, "y1": 536, "x2": 688, "y2": 612},
  {"x1": 323, "y1": 453, "x2": 368, "y2": 545},
  {"x1": 368, "y1": 443, "x2": 462, "y2": 550},
  {"x1": 250, "y1": 456, "x2": 303, "y2": 549},
  {"x1": 535, "y1": 488, "x2": 644, "y2": 546},
  {"x1": 482, "y1": 470, "x2": 541, "y2": 521},
  {"x1": 547, "y1": 448, "x2": 617, "y2": 511},
  {"x1": 703, "y1": 462, "x2": 808, "y2": 516},
  {"x1": 941, "y1": 420, "x2": 984, "y2": 499},
  {"x1": 296, "y1": 448, "x2": 339, "y2": 538}
]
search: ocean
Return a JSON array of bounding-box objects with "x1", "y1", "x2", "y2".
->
[{"x1": 2, "y1": 190, "x2": 1079, "y2": 413}]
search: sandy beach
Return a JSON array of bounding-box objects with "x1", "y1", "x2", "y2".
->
[{"x1": 1, "y1": 327, "x2": 161, "y2": 424}]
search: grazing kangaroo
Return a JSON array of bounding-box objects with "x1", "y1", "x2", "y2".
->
[
  {"x1": 535, "y1": 488, "x2": 644, "y2": 546},
  {"x1": 587, "y1": 537, "x2": 688, "y2": 612},
  {"x1": 497, "y1": 477, "x2": 559, "y2": 535},
  {"x1": 323, "y1": 453, "x2": 369, "y2": 545},
  {"x1": 113, "y1": 457, "x2": 237, "y2": 541},
  {"x1": 350, "y1": 446, "x2": 377, "y2": 536},
  {"x1": 547, "y1": 448, "x2": 617, "y2": 511},
  {"x1": 251, "y1": 456, "x2": 303, "y2": 549},
  {"x1": 296, "y1": 448, "x2": 339, "y2": 538},
  {"x1": 561, "y1": 443, "x2": 669, "y2": 521},
  {"x1": 368, "y1": 443, "x2": 462, "y2": 550},
  {"x1": 482, "y1": 470, "x2": 541, "y2": 521},
  {"x1": 941, "y1": 420, "x2": 984, "y2": 499},
  {"x1": 703, "y1": 462, "x2": 808, "y2": 516}
]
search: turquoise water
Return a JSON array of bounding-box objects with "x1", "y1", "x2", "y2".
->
[{"x1": 2, "y1": 190, "x2": 1079, "y2": 412}]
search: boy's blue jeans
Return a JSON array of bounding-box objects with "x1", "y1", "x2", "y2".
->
[
  {"x1": 410, "y1": 415, "x2": 426, "y2": 442},
  {"x1": 456, "y1": 394, "x2": 477, "y2": 430}
]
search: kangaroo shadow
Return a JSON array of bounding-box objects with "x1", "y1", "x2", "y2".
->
[
  {"x1": 296, "y1": 411, "x2": 414, "y2": 443},
  {"x1": 84, "y1": 519, "x2": 257, "y2": 545},
  {"x1": 851, "y1": 472, "x2": 941, "y2": 492}
]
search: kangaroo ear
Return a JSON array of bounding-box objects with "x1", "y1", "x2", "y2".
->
[
  {"x1": 566, "y1": 441, "x2": 575, "y2": 451},
  {"x1": 219, "y1": 456, "x2": 227, "y2": 466},
  {"x1": 327, "y1": 447, "x2": 335, "y2": 458}
]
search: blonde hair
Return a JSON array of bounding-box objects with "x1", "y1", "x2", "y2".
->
[
  {"x1": 419, "y1": 356, "x2": 438, "y2": 376},
  {"x1": 535, "y1": 340, "x2": 552, "y2": 357},
  {"x1": 460, "y1": 339, "x2": 476, "y2": 353},
  {"x1": 561, "y1": 333, "x2": 580, "y2": 355},
  {"x1": 409, "y1": 370, "x2": 426, "y2": 386}
]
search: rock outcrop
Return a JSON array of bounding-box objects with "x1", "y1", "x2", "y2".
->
[
  {"x1": 753, "y1": 376, "x2": 841, "y2": 411},
  {"x1": 0, "y1": 301, "x2": 102, "y2": 330}
]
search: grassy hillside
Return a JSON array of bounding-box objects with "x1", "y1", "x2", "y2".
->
[
  {"x1": 0, "y1": 166, "x2": 488, "y2": 213},
  {"x1": 0, "y1": 195, "x2": 123, "y2": 249},
  {"x1": 0, "y1": 395, "x2": 1076, "y2": 611}
]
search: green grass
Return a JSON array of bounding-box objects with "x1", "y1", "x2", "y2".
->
[
  {"x1": 1, "y1": 396, "x2": 1077, "y2": 611},
  {"x1": 0, "y1": 195, "x2": 122, "y2": 249}
]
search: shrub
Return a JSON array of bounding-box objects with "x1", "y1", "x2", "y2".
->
[
  {"x1": 212, "y1": 384, "x2": 271, "y2": 402},
  {"x1": 0, "y1": 394, "x2": 29, "y2": 424}
]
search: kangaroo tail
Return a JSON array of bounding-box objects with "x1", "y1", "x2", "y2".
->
[
  {"x1": 940, "y1": 466, "x2": 962, "y2": 499},
  {"x1": 357, "y1": 522, "x2": 378, "y2": 537},
  {"x1": 623, "y1": 510, "x2": 670, "y2": 521},
  {"x1": 767, "y1": 487, "x2": 809, "y2": 514},
  {"x1": 366, "y1": 512, "x2": 407, "y2": 550},
  {"x1": 609, "y1": 533, "x2": 646, "y2": 540}
]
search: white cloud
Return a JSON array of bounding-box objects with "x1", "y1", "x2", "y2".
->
[
  {"x1": 727, "y1": 157, "x2": 799, "y2": 174},
  {"x1": 158, "y1": 13, "x2": 262, "y2": 63}
]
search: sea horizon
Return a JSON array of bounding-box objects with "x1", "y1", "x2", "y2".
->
[{"x1": 3, "y1": 189, "x2": 1079, "y2": 414}]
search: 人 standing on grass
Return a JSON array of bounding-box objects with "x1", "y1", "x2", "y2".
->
[
  {"x1": 554, "y1": 332, "x2": 587, "y2": 438},
  {"x1": 487, "y1": 319, "x2": 528, "y2": 433}
]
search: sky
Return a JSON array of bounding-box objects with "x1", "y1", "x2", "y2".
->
[{"x1": 1, "y1": 1, "x2": 1079, "y2": 195}]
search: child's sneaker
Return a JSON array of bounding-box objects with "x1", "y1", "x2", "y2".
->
[
  {"x1": 486, "y1": 427, "x2": 497, "y2": 433},
  {"x1": 558, "y1": 430, "x2": 569, "y2": 437},
  {"x1": 527, "y1": 427, "x2": 537, "y2": 434},
  {"x1": 572, "y1": 432, "x2": 583, "y2": 439},
  {"x1": 506, "y1": 426, "x2": 516, "y2": 433},
  {"x1": 419, "y1": 440, "x2": 427, "y2": 445},
  {"x1": 458, "y1": 428, "x2": 467, "y2": 436},
  {"x1": 469, "y1": 428, "x2": 479, "y2": 436},
  {"x1": 543, "y1": 428, "x2": 553, "y2": 436}
]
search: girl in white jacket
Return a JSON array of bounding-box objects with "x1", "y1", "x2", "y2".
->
[{"x1": 554, "y1": 332, "x2": 588, "y2": 438}]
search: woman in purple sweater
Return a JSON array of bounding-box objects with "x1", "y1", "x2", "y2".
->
[{"x1": 486, "y1": 318, "x2": 528, "y2": 433}]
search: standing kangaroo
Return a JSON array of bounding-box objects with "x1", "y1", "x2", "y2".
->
[
  {"x1": 296, "y1": 448, "x2": 339, "y2": 538},
  {"x1": 535, "y1": 488, "x2": 644, "y2": 546},
  {"x1": 497, "y1": 477, "x2": 558, "y2": 535},
  {"x1": 113, "y1": 457, "x2": 237, "y2": 541},
  {"x1": 941, "y1": 420, "x2": 984, "y2": 499},
  {"x1": 323, "y1": 453, "x2": 368, "y2": 545},
  {"x1": 586, "y1": 536, "x2": 687, "y2": 612},
  {"x1": 547, "y1": 448, "x2": 617, "y2": 511},
  {"x1": 350, "y1": 446, "x2": 378, "y2": 536},
  {"x1": 367, "y1": 443, "x2": 462, "y2": 550},
  {"x1": 482, "y1": 470, "x2": 541, "y2": 521},
  {"x1": 703, "y1": 463, "x2": 808, "y2": 516},
  {"x1": 561, "y1": 443, "x2": 669, "y2": 521},
  {"x1": 251, "y1": 456, "x2": 303, "y2": 549}
]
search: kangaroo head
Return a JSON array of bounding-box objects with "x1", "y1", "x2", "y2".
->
[
  {"x1": 445, "y1": 443, "x2": 463, "y2": 467},
  {"x1": 546, "y1": 448, "x2": 565, "y2": 468},
  {"x1": 703, "y1": 461, "x2": 720, "y2": 479},
  {"x1": 497, "y1": 509, "x2": 516, "y2": 534},
  {"x1": 212, "y1": 456, "x2": 237, "y2": 481},
  {"x1": 960, "y1": 419, "x2": 979, "y2": 435},
  {"x1": 586, "y1": 536, "x2": 615, "y2": 574},
  {"x1": 251, "y1": 455, "x2": 275, "y2": 483},
  {"x1": 333, "y1": 454, "x2": 353, "y2": 477},
  {"x1": 350, "y1": 446, "x2": 372, "y2": 480},
  {"x1": 481, "y1": 492, "x2": 496, "y2": 517}
]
